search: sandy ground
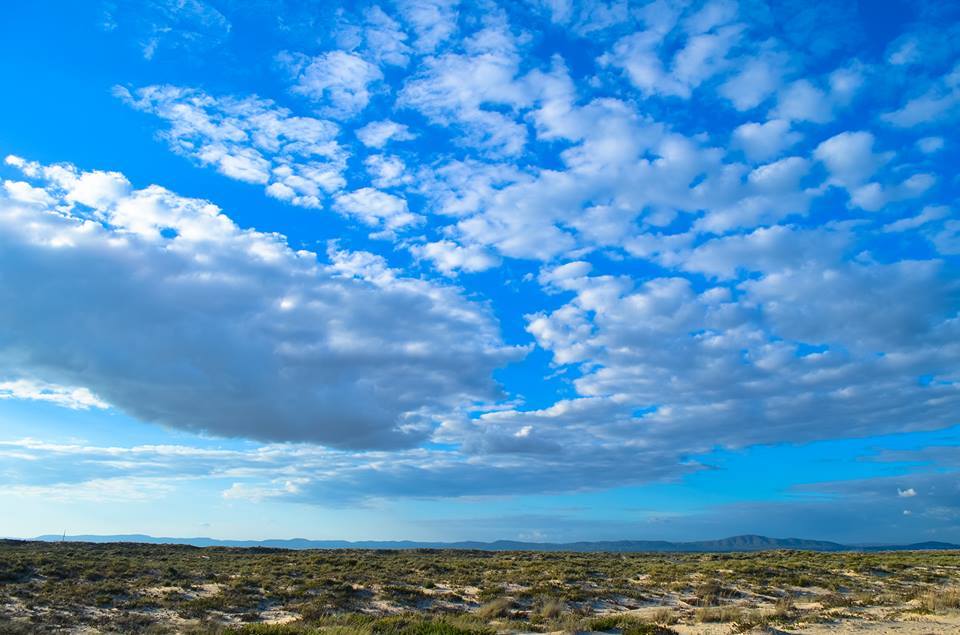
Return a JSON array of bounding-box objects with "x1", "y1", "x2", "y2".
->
[{"x1": 668, "y1": 612, "x2": 960, "y2": 634}]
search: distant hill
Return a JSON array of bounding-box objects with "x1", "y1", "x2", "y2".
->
[
  {"x1": 28, "y1": 533, "x2": 960, "y2": 552},
  {"x1": 861, "y1": 541, "x2": 960, "y2": 552}
]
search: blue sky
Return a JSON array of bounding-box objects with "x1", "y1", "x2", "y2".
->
[{"x1": 0, "y1": 0, "x2": 958, "y2": 543}]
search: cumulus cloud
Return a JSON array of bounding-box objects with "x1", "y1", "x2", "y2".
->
[
  {"x1": 718, "y1": 52, "x2": 787, "y2": 111},
  {"x1": 364, "y1": 154, "x2": 411, "y2": 188},
  {"x1": 771, "y1": 64, "x2": 864, "y2": 124},
  {"x1": 674, "y1": 224, "x2": 847, "y2": 280},
  {"x1": 356, "y1": 119, "x2": 416, "y2": 148},
  {"x1": 814, "y1": 131, "x2": 890, "y2": 186},
  {"x1": 279, "y1": 50, "x2": 384, "y2": 117},
  {"x1": 334, "y1": 187, "x2": 421, "y2": 230},
  {"x1": 410, "y1": 240, "x2": 500, "y2": 275},
  {"x1": 0, "y1": 156, "x2": 521, "y2": 450},
  {"x1": 731, "y1": 119, "x2": 801, "y2": 162}
]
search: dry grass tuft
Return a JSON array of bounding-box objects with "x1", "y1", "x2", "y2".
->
[
  {"x1": 475, "y1": 597, "x2": 512, "y2": 620},
  {"x1": 918, "y1": 587, "x2": 960, "y2": 613},
  {"x1": 695, "y1": 605, "x2": 744, "y2": 623}
]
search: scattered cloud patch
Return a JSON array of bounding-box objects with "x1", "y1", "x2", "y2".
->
[
  {"x1": 117, "y1": 85, "x2": 346, "y2": 207},
  {"x1": 102, "y1": 0, "x2": 231, "y2": 60}
]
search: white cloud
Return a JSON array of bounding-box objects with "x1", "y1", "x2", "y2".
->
[
  {"x1": 731, "y1": 119, "x2": 800, "y2": 162},
  {"x1": 411, "y1": 159, "x2": 524, "y2": 221},
  {"x1": 772, "y1": 79, "x2": 832, "y2": 122},
  {"x1": 887, "y1": 36, "x2": 920, "y2": 66},
  {"x1": 279, "y1": 50, "x2": 384, "y2": 117},
  {"x1": 813, "y1": 131, "x2": 936, "y2": 211},
  {"x1": 333, "y1": 187, "x2": 422, "y2": 230},
  {"x1": 917, "y1": 136, "x2": 945, "y2": 154},
  {"x1": 932, "y1": 220, "x2": 960, "y2": 255},
  {"x1": 772, "y1": 65, "x2": 863, "y2": 124},
  {"x1": 3, "y1": 180, "x2": 55, "y2": 206},
  {"x1": 883, "y1": 205, "x2": 950, "y2": 233},
  {"x1": 360, "y1": 6, "x2": 412, "y2": 67},
  {"x1": 5, "y1": 478, "x2": 176, "y2": 503},
  {"x1": 828, "y1": 64, "x2": 864, "y2": 105},
  {"x1": 417, "y1": 93, "x2": 821, "y2": 258},
  {"x1": 601, "y1": 0, "x2": 743, "y2": 100},
  {"x1": 883, "y1": 92, "x2": 960, "y2": 128},
  {"x1": 532, "y1": 0, "x2": 632, "y2": 35},
  {"x1": 849, "y1": 175, "x2": 935, "y2": 212},
  {"x1": 396, "y1": 0, "x2": 459, "y2": 53},
  {"x1": 692, "y1": 155, "x2": 814, "y2": 234},
  {"x1": 0, "y1": 156, "x2": 521, "y2": 450},
  {"x1": 356, "y1": 119, "x2": 415, "y2": 148},
  {"x1": 672, "y1": 26, "x2": 744, "y2": 90},
  {"x1": 0, "y1": 379, "x2": 109, "y2": 410},
  {"x1": 742, "y1": 259, "x2": 954, "y2": 351},
  {"x1": 676, "y1": 225, "x2": 846, "y2": 280},
  {"x1": 719, "y1": 54, "x2": 785, "y2": 111},
  {"x1": 364, "y1": 154, "x2": 411, "y2": 188},
  {"x1": 814, "y1": 131, "x2": 888, "y2": 184},
  {"x1": 411, "y1": 240, "x2": 500, "y2": 275},
  {"x1": 398, "y1": 23, "x2": 532, "y2": 155},
  {"x1": 117, "y1": 85, "x2": 346, "y2": 207},
  {"x1": 898, "y1": 487, "x2": 917, "y2": 498},
  {"x1": 882, "y1": 64, "x2": 960, "y2": 127},
  {"x1": 601, "y1": 31, "x2": 683, "y2": 97}
]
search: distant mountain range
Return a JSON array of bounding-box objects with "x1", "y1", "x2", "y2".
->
[{"x1": 26, "y1": 533, "x2": 960, "y2": 552}]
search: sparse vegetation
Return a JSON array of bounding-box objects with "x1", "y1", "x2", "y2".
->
[{"x1": 0, "y1": 540, "x2": 958, "y2": 633}]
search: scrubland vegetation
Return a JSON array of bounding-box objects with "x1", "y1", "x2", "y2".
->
[{"x1": 1, "y1": 540, "x2": 958, "y2": 633}]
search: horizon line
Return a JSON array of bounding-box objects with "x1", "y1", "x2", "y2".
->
[{"x1": 8, "y1": 532, "x2": 959, "y2": 551}]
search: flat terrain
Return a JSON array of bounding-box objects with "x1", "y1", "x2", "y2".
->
[{"x1": 0, "y1": 540, "x2": 958, "y2": 634}]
